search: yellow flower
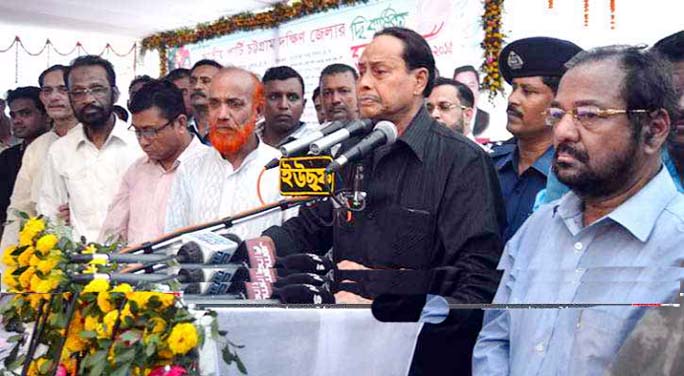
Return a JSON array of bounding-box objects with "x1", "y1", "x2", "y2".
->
[
  {"x1": 83, "y1": 278, "x2": 110, "y2": 293},
  {"x1": 82, "y1": 244, "x2": 97, "y2": 254},
  {"x1": 84, "y1": 315, "x2": 99, "y2": 332},
  {"x1": 27, "y1": 293, "x2": 48, "y2": 310},
  {"x1": 158, "y1": 348, "x2": 174, "y2": 359},
  {"x1": 156, "y1": 293, "x2": 176, "y2": 309},
  {"x1": 18, "y1": 267, "x2": 35, "y2": 290},
  {"x1": 29, "y1": 253, "x2": 41, "y2": 267},
  {"x1": 65, "y1": 332, "x2": 87, "y2": 353},
  {"x1": 19, "y1": 231, "x2": 34, "y2": 247},
  {"x1": 126, "y1": 291, "x2": 152, "y2": 309},
  {"x1": 36, "y1": 255, "x2": 59, "y2": 275},
  {"x1": 167, "y1": 322, "x2": 199, "y2": 355},
  {"x1": 17, "y1": 247, "x2": 35, "y2": 267},
  {"x1": 97, "y1": 292, "x2": 114, "y2": 313},
  {"x1": 22, "y1": 217, "x2": 46, "y2": 237},
  {"x1": 2, "y1": 245, "x2": 17, "y2": 267},
  {"x1": 111, "y1": 283, "x2": 133, "y2": 293},
  {"x1": 35, "y1": 234, "x2": 58, "y2": 255},
  {"x1": 3, "y1": 268, "x2": 19, "y2": 290},
  {"x1": 148, "y1": 317, "x2": 167, "y2": 334},
  {"x1": 96, "y1": 310, "x2": 119, "y2": 338}
]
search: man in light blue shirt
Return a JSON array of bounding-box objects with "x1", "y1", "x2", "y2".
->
[{"x1": 473, "y1": 46, "x2": 684, "y2": 376}]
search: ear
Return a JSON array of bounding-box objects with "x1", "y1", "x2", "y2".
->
[
  {"x1": 111, "y1": 86, "x2": 120, "y2": 104},
  {"x1": 302, "y1": 98, "x2": 307, "y2": 109},
  {"x1": 413, "y1": 67, "x2": 429, "y2": 97},
  {"x1": 464, "y1": 107, "x2": 475, "y2": 123},
  {"x1": 176, "y1": 114, "x2": 188, "y2": 131},
  {"x1": 642, "y1": 108, "x2": 670, "y2": 155}
]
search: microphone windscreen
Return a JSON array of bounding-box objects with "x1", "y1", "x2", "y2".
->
[
  {"x1": 276, "y1": 284, "x2": 335, "y2": 304},
  {"x1": 279, "y1": 253, "x2": 333, "y2": 275},
  {"x1": 273, "y1": 272, "x2": 329, "y2": 288},
  {"x1": 177, "y1": 241, "x2": 203, "y2": 263}
]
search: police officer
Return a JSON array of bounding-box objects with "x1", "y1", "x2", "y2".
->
[{"x1": 489, "y1": 37, "x2": 582, "y2": 241}]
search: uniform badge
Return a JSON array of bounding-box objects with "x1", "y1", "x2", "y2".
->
[{"x1": 508, "y1": 51, "x2": 524, "y2": 70}]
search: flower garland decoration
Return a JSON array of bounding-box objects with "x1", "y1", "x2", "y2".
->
[
  {"x1": 0, "y1": 216, "x2": 245, "y2": 375},
  {"x1": 480, "y1": 0, "x2": 505, "y2": 101},
  {"x1": 610, "y1": 0, "x2": 616, "y2": 30},
  {"x1": 142, "y1": 0, "x2": 369, "y2": 75},
  {"x1": 584, "y1": 0, "x2": 590, "y2": 27}
]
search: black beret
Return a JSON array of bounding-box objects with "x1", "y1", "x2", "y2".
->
[
  {"x1": 499, "y1": 37, "x2": 583, "y2": 85},
  {"x1": 652, "y1": 30, "x2": 684, "y2": 61}
]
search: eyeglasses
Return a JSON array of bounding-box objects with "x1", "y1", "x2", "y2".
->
[
  {"x1": 69, "y1": 86, "x2": 110, "y2": 100},
  {"x1": 129, "y1": 118, "x2": 176, "y2": 139},
  {"x1": 544, "y1": 106, "x2": 649, "y2": 128},
  {"x1": 40, "y1": 86, "x2": 68, "y2": 96},
  {"x1": 426, "y1": 102, "x2": 468, "y2": 113}
]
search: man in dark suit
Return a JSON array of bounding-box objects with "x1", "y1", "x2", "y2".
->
[{"x1": 453, "y1": 65, "x2": 490, "y2": 136}]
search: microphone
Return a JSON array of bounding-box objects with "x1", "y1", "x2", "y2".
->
[
  {"x1": 175, "y1": 233, "x2": 242, "y2": 264},
  {"x1": 279, "y1": 121, "x2": 345, "y2": 157},
  {"x1": 181, "y1": 282, "x2": 246, "y2": 297},
  {"x1": 68, "y1": 253, "x2": 171, "y2": 264},
  {"x1": 309, "y1": 119, "x2": 374, "y2": 155},
  {"x1": 325, "y1": 120, "x2": 398, "y2": 173},
  {"x1": 176, "y1": 264, "x2": 250, "y2": 283},
  {"x1": 273, "y1": 284, "x2": 335, "y2": 304},
  {"x1": 274, "y1": 253, "x2": 334, "y2": 275},
  {"x1": 70, "y1": 273, "x2": 177, "y2": 285}
]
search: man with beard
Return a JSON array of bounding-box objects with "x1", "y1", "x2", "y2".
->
[
  {"x1": 427, "y1": 77, "x2": 474, "y2": 137},
  {"x1": 164, "y1": 67, "x2": 294, "y2": 239},
  {"x1": 38, "y1": 55, "x2": 142, "y2": 242},
  {"x1": 0, "y1": 87, "x2": 50, "y2": 239},
  {"x1": 189, "y1": 59, "x2": 222, "y2": 144},
  {"x1": 453, "y1": 65, "x2": 489, "y2": 136},
  {"x1": 101, "y1": 80, "x2": 207, "y2": 244},
  {"x1": 473, "y1": 45, "x2": 684, "y2": 376},
  {"x1": 0, "y1": 65, "x2": 79, "y2": 250},
  {"x1": 258, "y1": 66, "x2": 311, "y2": 147},
  {"x1": 319, "y1": 63, "x2": 359, "y2": 123},
  {"x1": 490, "y1": 37, "x2": 582, "y2": 241},
  {"x1": 256, "y1": 27, "x2": 505, "y2": 376}
]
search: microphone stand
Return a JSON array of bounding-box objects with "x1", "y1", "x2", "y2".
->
[
  {"x1": 118, "y1": 197, "x2": 319, "y2": 256},
  {"x1": 20, "y1": 293, "x2": 54, "y2": 376},
  {"x1": 48, "y1": 290, "x2": 80, "y2": 376}
]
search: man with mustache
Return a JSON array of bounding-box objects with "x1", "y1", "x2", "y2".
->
[
  {"x1": 188, "y1": 59, "x2": 222, "y2": 144},
  {"x1": 164, "y1": 67, "x2": 294, "y2": 239},
  {"x1": 256, "y1": 27, "x2": 505, "y2": 375},
  {"x1": 165, "y1": 68, "x2": 193, "y2": 118},
  {"x1": 100, "y1": 80, "x2": 208, "y2": 244},
  {"x1": 0, "y1": 87, "x2": 50, "y2": 239},
  {"x1": 489, "y1": 37, "x2": 582, "y2": 241},
  {"x1": 320, "y1": 63, "x2": 359, "y2": 123},
  {"x1": 427, "y1": 77, "x2": 475, "y2": 137},
  {"x1": 474, "y1": 45, "x2": 684, "y2": 376},
  {"x1": 38, "y1": 55, "x2": 142, "y2": 242},
  {"x1": 259, "y1": 66, "x2": 312, "y2": 147},
  {"x1": 1, "y1": 65, "x2": 79, "y2": 250}
]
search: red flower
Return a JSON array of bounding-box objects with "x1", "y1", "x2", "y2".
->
[
  {"x1": 55, "y1": 365, "x2": 68, "y2": 376},
  {"x1": 149, "y1": 365, "x2": 187, "y2": 376}
]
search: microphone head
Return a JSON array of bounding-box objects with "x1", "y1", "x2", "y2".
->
[
  {"x1": 273, "y1": 272, "x2": 328, "y2": 288},
  {"x1": 374, "y1": 120, "x2": 398, "y2": 144},
  {"x1": 280, "y1": 253, "x2": 334, "y2": 275},
  {"x1": 177, "y1": 241, "x2": 203, "y2": 263},
  {"x1": 276, "y1": 284, "x2": 335, "y2": 304}
]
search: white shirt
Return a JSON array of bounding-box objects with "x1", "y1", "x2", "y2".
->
[
  {"x1": 0, "y1": 126, "x2": 79, "y2": 250},
  {"x1": 37, "y1": 118, "x2": 142, "y2": 242},
  {"x1": 165, "y1": 139, "x2": 297, "y2": 240}
]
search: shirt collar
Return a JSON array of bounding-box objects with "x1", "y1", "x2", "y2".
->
[
  {"x1": 556, "y1": 166, "x2": 678, "y2": 242},
  {"x1": 661, "y1": 147, "x2": 684, "y2": 193},
  {"x1": 397, "y1": 106, "x2": 432, "y2": 162},
  {"x1": 144, "y1": 135, "x2": 206, "y2": 169},
  {"x1": 75, "y1": 117, "x2": 132, "y2": 148}
]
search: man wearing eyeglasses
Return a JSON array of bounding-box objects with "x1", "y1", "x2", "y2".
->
[
  {"x1": 100, "y1": 80, "x2": 207, "y2": 244},
  {"x1": 474, "y1": 45, "x2": 684, "y2": 376},
  {"x1": 0, "y1": 65, "x2": 80, "y2": 250},
  {"x1": 427, "y1": 77, "x2": 474, "y2": 137},
  {"x1": 489, "y1": 37, "x2": 582, "y2": 242},
  {"x1": 37, "y1": 55, "x2": 142, "y2": 242}
]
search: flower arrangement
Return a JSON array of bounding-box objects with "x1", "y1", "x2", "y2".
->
[
  {"x1": 0, "y1": 216, "x2": 245, "y2": 375},
  {"x1": 480, "y1": 0, "x2": 505, "y2": 101}
]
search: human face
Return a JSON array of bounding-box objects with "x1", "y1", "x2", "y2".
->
[
  {"x1": 172, "y1": 77, "x2": 193, "y2": 116},
  {"x1": 68, "y1": 65, "x2": 117, "y2": 128},
  {"x1": 8, "y1": 98, "x2": 49, "y2": 140},
  {"x1": 506, "y1": 76, "x2": 555, "y2": 138},
  {"x1": 669, "y1": 61, "x2": 684, "y2": 147},
  {"x1": 313, "y1": 95, "x2": 326, "y2": 124},
  {"x1": 131, "y1": 106, "x2": 186, "y2": 164},
  {"x1": 321, "y1": 71, "x2": 358, "y2": 122},
  {"x1": 190, "y1": 65, "x2": 220, "y2": 108},
  {"x1": 551, "y1": 60, "x2": 647, "y2": 199},
  {"x1": 427, "y1": 84, "x2": 471, "y2": 134},
  {"x1": 454, "y1": 71, "x2": 479, "y2": 103},
  {"x1": 357, "y1": 35, "x2": 428, "y2": 127},
  {"x1": 264, "y1": 78, "x2": 305, "y2": 134},
  {"x1": 207, "y1": 70, "x2": 260, "y2": 156},
  {"x1": 39, "y1": 70, "x2": 73, "y2": 121}
]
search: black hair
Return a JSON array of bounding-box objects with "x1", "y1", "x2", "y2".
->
[
  {"x1": 263, "y1": 66, "x2": 305, "y2": 95},
  {"x1": 165, "y1": 68, "x2": 191, "y2": 82},
  {"x1": 113, "y1": 105, "x2": 128, "y2": 122},
  {"x1": 541, "y1": 76, "x2": 562, "y2": 94},
  {"x1": 433, "y1": 77, "x2": 474, "y2": 108},
  {"x1": 374, "y1": 27, "x2": 436, "y2": 97},
  {"x1": 652, "y1": 31, "x2": 684, "y2": 63},
  {"x1": 7, "y1": 86, "x2": 46, "y2": 114},
  {"x1": 312, "y1": 86, "x2": 321, "y2": 101},
  {"x1": 65, "y1": 55, "x2": 116, "y2": 88},
  {"x1": 128, "y1": 79, "x2": 186, "y2": 119},
  {"x1": 320, "y1": 63, "x2": 359, "y2": 80},
  {"x1": 39, "y1": 64, "x2": 69, "y2": 87},
  {"x1": 190, "y1": 59, "x2": 222, "y2": 73},
  {"x1": 129, "y1": 75, "x2": 154, "y2": 93},
  {"x1": 452, "y1": 65, "x2": 480, "y2": 84}
]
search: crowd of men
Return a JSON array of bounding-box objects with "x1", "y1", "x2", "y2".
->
[{"x1": 1, "y1": 25, "x2": 684, "y2": 375}]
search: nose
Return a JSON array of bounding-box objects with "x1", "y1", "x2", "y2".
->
[
  {"x1": 357, "y1": 70, "x2": 372, "y2": 93},
  {"x1": 553, "y1": 111, "x2": 580, "y2": 146},
  {"x1": 331, "y1": 91, "x2": 342, "y2": 105},
  {"x1": 429, "y1": 106, "x2": 441, "y2": 120},
  {"x1": 138, "y1": 135, "x2": 152, "y2": 148},
  {"x1": 508, "y1": 87, "x2": 522, "y2": 107},
  {"x1": 276, "y1": 95, "x2": 289, "y2": 110}
]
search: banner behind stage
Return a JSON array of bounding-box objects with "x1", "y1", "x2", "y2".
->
[{"x1": 166, "y1": 0, "x2": 483, "y2": 125}]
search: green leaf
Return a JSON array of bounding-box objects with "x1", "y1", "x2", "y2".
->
[
  {"x1": 39, "y1": 359, "x2": 54, "y2": 373},
  {"x1": 115, "y1": 348, "x2": 136, "y2": 365},
  {"x1": 235, "y1": 355, "x2": 248, "y2": 375},
  {"x1": 145, "y1": 340, "x2": 156, "y2": 357},
  {"x1": 222, "y1": 346, "x2": 236, "y2": 364},
  {"x1": 80, "y1": 330, "x2": 97, "y2": 339},
  {"x1": 110, "y1": 364, "x2": 131, "y2": 376},
  {"x1": 7, "y1": 354, "x2": 25, "y2": 370},
  {"x1": 6, "y1": 334, "x2": 23, "y2": 343}
]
